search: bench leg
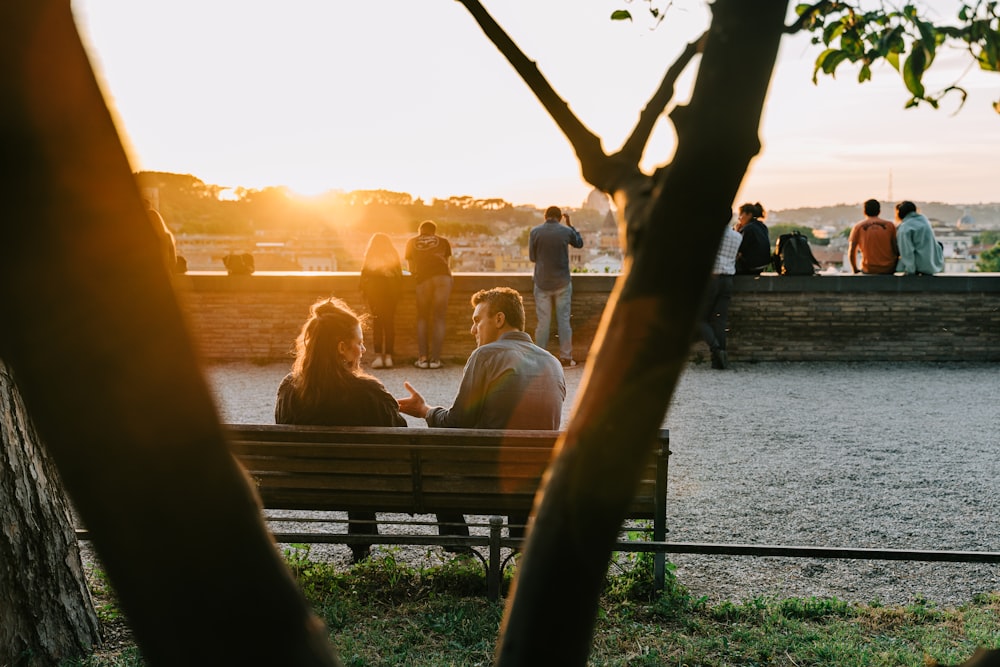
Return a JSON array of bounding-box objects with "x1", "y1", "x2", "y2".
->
[{"x1": 488, "y1": 516, "x2": 503, "y2": 601}]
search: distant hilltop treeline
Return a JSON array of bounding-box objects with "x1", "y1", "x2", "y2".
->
[
  {"x1": 135, "y1": 171, "x2": 611, "y2": 237},
  {"x1": 770, "y1": 202, "x2": 1000, "y2": 230},
  {"x1": 137, "y1": 171, "x2": 999, "y2": 237}
]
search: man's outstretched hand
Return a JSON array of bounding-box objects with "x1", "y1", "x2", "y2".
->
[{"x1": 397, "y1": 381, "x2": 429, "y2": 418}]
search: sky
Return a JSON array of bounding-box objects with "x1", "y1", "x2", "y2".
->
[{"x1": 72, "y1": 1, "x2": 998, "y2": 211}]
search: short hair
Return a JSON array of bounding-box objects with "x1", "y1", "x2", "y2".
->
[
  {"x1": 895, "y1": 201, "x2": 917, "y2": 219},
  {"x1": 471, "y1": 287, "x2": 525, "y2": 331},
  {"x1": 544, "y1": 206, "x2": 562, "y2": 220},
  {"x1": 418, "y1": 220, "x2": 437, "y2": 235},
  {"x1": 863, "y1": 199, "x2": 880, "y2": 216}
]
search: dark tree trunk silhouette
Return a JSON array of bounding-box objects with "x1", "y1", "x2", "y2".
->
[
  {"x1": 0, "y1": 3, "x2": 338, "y2": 665},
  {"x1": 0, "y1": 360, "x2": 100, "y2": 666},
  {"x1": 453, "y1": 1, "x2": 791, "y2": 663}
]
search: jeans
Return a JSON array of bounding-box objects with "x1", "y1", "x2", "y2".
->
[
  {"x1": 699, "y1": 274, "x2": 733, "y2": 352},
  {"x1": 415, "y1": 275, "x2": 452, "y2": 361},
  {"x1": 367, "y1": 296, "x2": 398, "y2": 354},
  {"x1": 534, "y1": 282, "x2": 573, "y2": 360}
]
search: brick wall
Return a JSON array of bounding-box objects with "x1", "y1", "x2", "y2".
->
[{"x1": 176, "y1": 272, "x2": 1000, "y2": 363}]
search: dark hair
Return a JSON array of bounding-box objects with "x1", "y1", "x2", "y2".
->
[
  {"x1": 471, "y1": 287, "x2": 525, "y2": 332},
  {"x1": 290, "y1": 297, "x2": 369, "y2": 411},
  {"x1": 895, "y1": 201, "x2": 917, "y2": 219},
  {"x1": 418, "y1": 220, "x2": 437, "y2": 235},
  {"x1": 738, "y1": 202, "x2": 765, "y2": 219},
  {"x1": 362, "y1": 233, "x2": 401, "y2": 274},
  {"x1": 863, "y1": 199, "x2": 881, "y2": 216},
  {"x1": 545, "y1": 206, "x2": 562, "y2": 220}
]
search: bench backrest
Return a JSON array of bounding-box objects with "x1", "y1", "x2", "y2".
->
[{"x1": 227, "y1": 425, "x2": 670, "y2": 519}]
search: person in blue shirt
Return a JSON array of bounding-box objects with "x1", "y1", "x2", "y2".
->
[
  {"x1": 895, "y1": 201, "x2": 944, "y2": 275},
  {"x1": 529, "y1": 206, "x2": 584, "y2": 367}
]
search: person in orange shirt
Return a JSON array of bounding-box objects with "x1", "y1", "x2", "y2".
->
[{"x1": 848, "y1": 199, "x2": 898, "y2": 274}]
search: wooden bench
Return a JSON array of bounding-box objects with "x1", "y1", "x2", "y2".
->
[{"x1": 225, "y1": 424, "x2": 671, "y2": 600}]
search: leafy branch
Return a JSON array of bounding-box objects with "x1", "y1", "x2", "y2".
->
[{"x1": 790, "y1": 1, "x2": 1000, "y2": 112}]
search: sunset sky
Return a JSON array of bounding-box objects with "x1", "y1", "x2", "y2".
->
[{"x1": 73, "y1": 1, "x2": 998, "y2": 211}]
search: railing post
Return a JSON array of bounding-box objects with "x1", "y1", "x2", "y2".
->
[
  {"x1": 653, "y1": 430, "x2": 670, "y2": 590},
  {"x1": 488, "y1": 515, "x2": 503, "y2": 601}
]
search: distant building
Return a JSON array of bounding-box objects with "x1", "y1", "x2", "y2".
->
[{"x1": 583, "y1": 188, "x2": 611, "y2": 215}]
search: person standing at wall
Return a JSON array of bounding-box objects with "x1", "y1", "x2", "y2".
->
[
  {"x1": 848, "y1": 199, "x2": 898, "y2": 274},
  {"x1": 700, "y1": 225, "x2": 743, "y2": 370},
  {"x1": 405, "y1": 220, "x2": 453, "y2": 369},
  {"x1": 360, "y1": 233, "x2": 403, "y2": 368},
  {"x1": 275, "y1": 297, "x2": 407, "y2": 564},
  {"x1": 734, "y1": 202, "x2": 771, "y2": 275},
  {"x1": 895, "y1": 201, "x2": 945, "y2": 275},
  {"x1": 529, "y1": 206, "x2": 584, "y2": 367},
  {"x1": 398, "y1": 287, "x2": 565, "y2": 544}
]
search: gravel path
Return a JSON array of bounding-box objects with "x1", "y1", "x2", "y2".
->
[{"x1": 207, "y1": 360, "x2": 1000, "y2": 607}]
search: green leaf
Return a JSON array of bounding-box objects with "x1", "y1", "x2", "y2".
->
[
  {"x1": 610, "y1": 9, "x2": 632, "y2": 21},
  {"x1": 876, "y1": 25, "x2": 904, "y2": 56},
  {"x1": 841, "y1": 30, "x2": 864, "y2": 58},
  {"x1": 813, "y1": 48, "x2": 837, "y2": 83},
  {"x1": 821, "y1": 49, "x2": 849, "y2": 76},
  {"x1": 886, "y1": 50, "x2": 900, "y2": 71},
  {"x1": 902, "y1": 46, "x2": 927, "y2": 98},
  {"x1": 915, "y1": 19, "x2": 937, "y2": 62},
  {"x1": 823, "y1": 20, "x2": 845, "y2": 45},
  {"x1": 858, "y1": 63, "x2": 872, "y2": 82},
  {"x1": 795, "y1": 3, "x2": 813, "y2": 16}
]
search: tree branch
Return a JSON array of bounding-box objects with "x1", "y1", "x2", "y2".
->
[
  {"x1": 784, "y1": 0, "x2": 839, "y2": 34},
  {"x1": 617, "y1": 31, "x2": 707, "y2": 164},
  {"x1": 455, "y1": 0, "x2": 613, "y2": 187}
]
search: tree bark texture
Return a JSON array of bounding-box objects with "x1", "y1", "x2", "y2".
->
[
  {"x1": 496, "y1": 1, "x2": 790, "y2": 664},
  {"x1": 0, "y1": 3, "x2": 339, "y2": 665},
  {"x1": 0, "y1": 361, "x2": 100, "y2": 666}
]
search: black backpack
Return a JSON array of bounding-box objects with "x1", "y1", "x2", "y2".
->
[{"x1": 773, "y1": 232, "x2": 820, "y2": 276}]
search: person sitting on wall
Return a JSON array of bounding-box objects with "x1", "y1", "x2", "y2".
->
[
  {"x1": 734, "y1": 202, "x2": 771, "y2": 275},
  {"x1": 223, "y1": 251, "x2": 255, "y2": 275},
  {"x1": 849, "y1": 199, "x2": 898, "y2": 274},
  {"x1": 894, "y1": 201, "x2": 944, "y2": 275}
]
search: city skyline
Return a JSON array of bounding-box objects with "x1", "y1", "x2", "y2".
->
[{"x1": 74, "y1": 1, "x2": 998, "y2": 211}]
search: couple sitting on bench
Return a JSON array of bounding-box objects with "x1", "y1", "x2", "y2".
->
[{"x1": 274, "y1": 286, "x2": 568, "y2": 563}]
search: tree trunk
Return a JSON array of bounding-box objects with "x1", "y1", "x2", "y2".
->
[
  {"x1": 0, "y1": 3, "x2": 339, "y2": 665},
  {"x1": 496, "y1": 1, "x2": 790, "y2": 664},
  {"x1": 0, "y1": 360, "x2": 100, "y2": 666}
]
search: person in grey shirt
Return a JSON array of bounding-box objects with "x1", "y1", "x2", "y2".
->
[{"x1": 398, "y1": 286, "x2": 565, "y2": 542}]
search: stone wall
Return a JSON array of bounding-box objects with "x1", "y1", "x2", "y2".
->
[{"x1": 175, "y1": 272, "x2": 1000, "y2": 364}]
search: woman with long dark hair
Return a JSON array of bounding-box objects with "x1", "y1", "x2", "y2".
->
[
  {"x1": 275, "y1": 297, "x2": 406, "y2": 563},
  {"x1": 359, "y1": 233, "x2": 403, "y2": 368}
]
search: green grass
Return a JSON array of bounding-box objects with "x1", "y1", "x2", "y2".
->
[{"x1": 75, "y1": 547, "x2": 999, "y2": 666}]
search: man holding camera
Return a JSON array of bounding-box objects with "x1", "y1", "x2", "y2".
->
[{"x1": 529, "y1": 206, "x2": 584, "y2": 367}]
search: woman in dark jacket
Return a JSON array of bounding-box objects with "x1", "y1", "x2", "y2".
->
[
  {"x1": 735, "y1": 202, "x2": 772, "y2": 275},
  {"x1": 359, "y1": 233, "x2": 403, "y2": 369},
  {"x1": 275, "y1": 296, "x2": 406, "y2": 563}
]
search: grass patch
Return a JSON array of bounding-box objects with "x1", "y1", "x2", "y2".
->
[{"x1": 76, "y1": 548, "x2": 999, "y2": 666}]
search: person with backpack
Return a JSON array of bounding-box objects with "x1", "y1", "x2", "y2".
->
[
  {"x1": 734, "y1": 202, "x2": 771, "y2": 275},
  {"x1": 849, "y1": 199, "x2": 898, "y2": 274}
]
